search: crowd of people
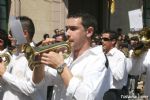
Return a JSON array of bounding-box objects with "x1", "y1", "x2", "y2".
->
[{"x1": 0, "y1": 12, "x2": 150, "y2": 100}]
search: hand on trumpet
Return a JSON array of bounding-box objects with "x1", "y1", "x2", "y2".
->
[
  {"x1": 40, "y1": 51, "x2": 64, "y2": 69},
  {"x1": 42, "y1": 38, "x2": 55, "y2": 46}
]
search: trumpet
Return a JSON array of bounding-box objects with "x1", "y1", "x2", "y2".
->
[
  {"x1": 23, "y1": 41, "x2": 71, "y2": 70},
  {"x1": 0, "y1": 52, "x2": 11, "y2": 67},
  {"x1": 132, "y1": 27, "x2": 150, "y2": 57}
]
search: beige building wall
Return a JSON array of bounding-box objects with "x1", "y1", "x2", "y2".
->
[{"x1": 10, "y1": 0, "x2": 68, "y2": 42}]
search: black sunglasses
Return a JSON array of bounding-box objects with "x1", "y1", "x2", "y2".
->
[{"x1": 101, "y1": 37, "x2": 112, "y2": 41}]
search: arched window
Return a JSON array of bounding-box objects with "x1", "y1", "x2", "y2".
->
[{"x1": 0, "y1": 0, "x2": 10, "y2": 33}]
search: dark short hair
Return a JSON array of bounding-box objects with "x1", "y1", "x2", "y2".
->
[
  {"x1": 43, "y1": 33, "x2": 49, "y2": 40},
  {"x1": 67, "y1": 12, "x2": 98, "y2": 35},
  {"x1": 0, "y1": 29, "x2": 11, "y2": 48},
  {"x1": 54, "y1": 29, "x2": 59, "y2": 33},
  {"x1": 102, "y1": 30, "x2": 118, "y2": 40},
  {"x1": 18, "y1": 16, "x2": 35, "y2": 40}
]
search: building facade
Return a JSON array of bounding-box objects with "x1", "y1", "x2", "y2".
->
[{"x1": 0, "y1": 0, "x2": 150, "y2": 42}]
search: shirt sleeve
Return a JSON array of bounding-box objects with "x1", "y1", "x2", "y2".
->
[
  {"x1": 2, "y1": 71, "x2": 36, "y2": 96},
  {"x1": 110, "y1": 55, "x2": 126, "y2": 81},
  {"x1": 31, "y1": 66, "x2": 57, "y2": 88}
]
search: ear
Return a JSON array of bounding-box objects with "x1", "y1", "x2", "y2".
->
[
  {"x1": 23, "y1": 30, "x2": 29, "y2": 38},
  {"x1": 112, "y1": 39, "x2": 117, "y2": 45},
  {"x1": 86, "y1": 27, "x2": 94, "y2": 38}
]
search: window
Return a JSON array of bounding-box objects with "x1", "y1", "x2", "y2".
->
[
  {"x1": 143, "y1": 0, "x2": 150, "y2": 27},
  {"x1": 0, "y1": 0, "x2": 9, "y2": 32}
]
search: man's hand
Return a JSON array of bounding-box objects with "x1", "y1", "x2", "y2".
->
[
  {"x1": 40, "y1": 51, "x2": 64, "y2": 69},
  {"x1": 0, "y1": 61, "x2": 6, "y2": 77},
  {"x1": 42, "y1": 38, "x2": 55, "y2": 46}
]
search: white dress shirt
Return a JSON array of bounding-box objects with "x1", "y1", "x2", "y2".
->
[
  {"x1": 1, "y1": 53, "x2": 33, "y2": 100},
  {"x1": 1, "y1": 42, "x2": 49, "y2": 100},
  {"x1": 129, "y1": 49, "x2": 150, "y2": 99},
  {"x1": 35, "y1": 45, "x2": 111, "y2": 100},
  {"x1": 0, "y1": 48, "x2": 10, "y2": 100},
  {"x1": 106, "y1": 48, "x2": 127, "y2": 89}
]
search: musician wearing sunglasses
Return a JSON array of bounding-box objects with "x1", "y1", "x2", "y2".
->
[{"x1": 101, "y1": 30, "x2": 128, "y2": 100}]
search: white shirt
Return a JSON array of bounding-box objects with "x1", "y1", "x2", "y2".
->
[
  {"x1": 0, "y1": 44, "x2": 48, "y2": 100},
  {"x1": 0, "y1": 48, "x2": 10, "y2": 100},
  {"x1": 106, "y1": 48, "x2": 127, "y2": 89},
  {"x1": 1, "y1": 53, "x2": 33, "y2": 100},
  {"x1": 129, "y1": 49, "x2": 150, "y2": 99},
  {"x1": 35, "y1": 45, "x2": 111, "y2": 100}
]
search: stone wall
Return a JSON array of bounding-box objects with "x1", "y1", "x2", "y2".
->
[{"x1": 20, "y1": 0, "x2": 68, "y2": 42}]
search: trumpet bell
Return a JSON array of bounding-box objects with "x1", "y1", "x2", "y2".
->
[{"x1": 0, "y1": 53, "x2": 11, "y2": 67}]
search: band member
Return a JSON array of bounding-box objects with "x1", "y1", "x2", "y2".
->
[
  {"x1": 101, "y1": 30, "x2": 127, "y2": 100},
  {"x1": 32, "y1": 12, "x2": 111, "y2": 100}
]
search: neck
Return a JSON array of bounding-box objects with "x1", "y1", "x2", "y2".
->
[
  {"x1": 73, "y1": 42, "x2": 91, "y2": 60},
  {"x1": 103, "y1": 46, "x2": 114, "y2": 54}
]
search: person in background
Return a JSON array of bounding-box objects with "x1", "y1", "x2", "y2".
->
[
  {"x1": 43, "y1": 33, "x2": 50, "y2": 40},
  {"x1": 0, "y1": 29, "x2": 11, "y2": 53},
  {"x1": 59, "y1": 29, "x2": 65, "y2": 35},
  {"x1": 32, "y1": 12, "x2": 111, "y2": 100},
  {"x1": 127, "y1": 27, "x2": 150, "y2": 100},
  {"x1": 101, "y1": 30, "x2": 127, "y2": 100},
  {"x1": 36, "y1": 33, "x2": 54, "y2": 46},
  {"x1": 55, "y1": 33, "x2": 67, "y2": 43},
  {"x1": 52, "y1": 28, "x2": 60, "y2": 39},
  {"x1": 0, "y1": 29, "x2": 11, "y2": 100},
  {"x1": 0, "y1": 16, "x2": 36, "y2": 100}
]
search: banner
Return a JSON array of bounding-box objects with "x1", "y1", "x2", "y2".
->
[{"x1": 128, "y1": 9, "x2": 143, "y2": 32}]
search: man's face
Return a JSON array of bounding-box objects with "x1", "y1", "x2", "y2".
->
[
  {"x1": 8, "y1": 33, "x2": 17, "y2": 46},
  {"x1": 101, "y1": 33, "x2": 113, "y2": 53},
  {"x1": 66, "y1": 17, "x2": 87, "y2": 50},
  {"x1": 130, "y1": 40, "x2": 138, "y2": 46}
]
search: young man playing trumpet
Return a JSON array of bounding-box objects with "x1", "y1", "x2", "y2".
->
[{"x1": 32, "y1": 12, "x2": 111, "y2": 100}]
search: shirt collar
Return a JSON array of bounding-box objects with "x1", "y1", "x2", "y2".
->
[
  {"x1": 65, "y1": 45, "x2": 103, "y2": 66},
  {"x1": 106, "y1": 47, "x2": 117, "y2": 56},
  {"x1": 12, "y1": 53, "x2": 25, "y2": 59},
  {"x1": 88, "y1": 45, "x2": 103, "y2": 55},
  {"x1": 70, "y1": 45, "x2": 103, "y2": 57}
]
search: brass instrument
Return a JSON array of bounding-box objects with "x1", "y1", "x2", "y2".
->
[
  {"x1": 132, "y1": 27, "x2": 150, "y2": 57},
  {"x1": 0, "y1": 52, "x2": 11, "y2": 67},
  {"x1": 139, "y1": 27, "x2": 150, "y2": 48},
  {"x1": 23, "y1": 41, "x2": 71, "y2": 70}
]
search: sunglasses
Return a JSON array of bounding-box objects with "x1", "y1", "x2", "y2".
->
[{"x1": 101, "y1": 37, "x2": 112, "y2": 41}]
